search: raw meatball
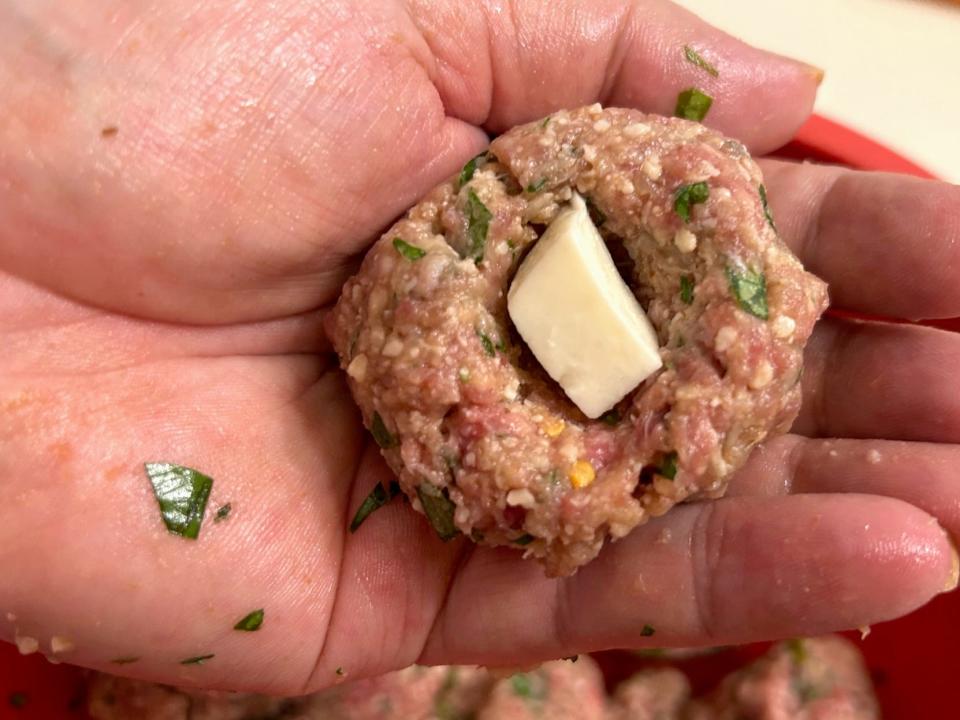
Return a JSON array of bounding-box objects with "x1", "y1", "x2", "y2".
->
[
  {"x1": 477, "y1": 657, "x2": 607, "y2": 720},
  {"x1": 687, "y1": 636, "x2": 880, "y2": 719},
  {"x1": 608, "y1": 668, "x2": 691, "y2": 720},
  {"x1": 330, "y1": 104, "x2": 827, "y2": 576}
]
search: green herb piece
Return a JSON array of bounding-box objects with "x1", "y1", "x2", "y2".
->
[
  {"x1": 541, "y1": 115, "x2": 552, "y2": 129},
  {"x1": 417, "y1": 481, "x2": 458, "y2": 541},
  {"x1": 674, "y1": 182, "x2": 709, "y2": 222},
  {"x1": 786, "y1": 638, "x2": 808, "y2": 666},
  {"x1": 143, "y1": 463, "x2": 214, "y2": 540},
  {"x1": 434, "y1": 667, "x2": 460, "y2": 720},
  {"x1": 514, "y1": 533, "x2": 535, "y2": 546},
  {"x1": 680, "y1": 275, "x2": 695, "y2": 304},
  {"x1": 526, "y1": 178, "x2": 547, "y2": 193},
  {"x1": 470, "y1": 529, "x2": 485, "y2": 542},
  {"x1": 659, "y1": 452, "x2": 678, "y2": 480},
  {"x1": 759, "y1": 184, "x2": 777, "y2": 232},
  {"x1": 546, "y1": 469, "x2": 560, "y2": 484},
  {"x1": 370, "y1": 412, "x2": 398, "y2": 449},
  {"x1": 640, "y1": 624, "x2": 656, "y2": 637},
  {"x1": 392, "y1": 237, "x2": 426, "y2": 261},
  {"x1": 458, "y1": 368, "x2": 471, "y2": 382},
  {"x1": 233, "y1": 608, "x2": 264, "y2": 632},
  {"x1": 511, "y1": 674, "x2": 533, "y2": 698},
  {"x1": 683, "y1": 45, "x2": 719, "y2": 77},
  {"x1": 350, "y1": 482, "x2": 390, "y2": 532},
  {"x1": 180, "y1": 654, "x2": 215, "y2": 665},
  {"x1": 110, "y1": 656, "x2": 141, "y2": 665},
  {"x1": 600, "y1": 410, "x2": 621, "y2": 426},
  {"x1": 510, "y1": 673, "x2": 547, "y2": 701},
  {"x1": 8, "y1": 692, "x2": 27, "y2": 709},
  {"x1": 585, "y1": 196, "x2": 607, "y2": 226},
  {"x1": 477, "y1": 330, "x2": 496, "y2": 357},
  {"x1": 214, "y1": 503, "x2": 231, "y2": 523},
  {"x1": 725, "y1": 265, "x2": 769, "y2": 320},
  {"x1": 466, "y1": 190, "x2": 492, "y2": 263},
  {"x1": 335, "y1": 666, "x2": 345, "y2": 676},
  {"x1": 457, "y1": 152, "x2": 488, "y2": 189},
  {"x1": 675, "y1": 88, "x2": 713, "y2": 122}
]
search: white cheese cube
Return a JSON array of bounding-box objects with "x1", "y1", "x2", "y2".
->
[{"x1": 507, "y1": 194, "x2": 662, "y2": 418}]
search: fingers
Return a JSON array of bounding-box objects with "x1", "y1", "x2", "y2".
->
[
  {"x1": 303, "y1": 445, "x2": 469, "y2": 689},
  {"x1": 418, "y1": 495, "x2": 955, "y2": 665},
  {"x1": 412, "y1": 0, "x2": 820, "y2": 153},
  {"x1": 727, "y1": 435, "x2": 960, "y2": 542},
  {"x1": 795, "y1": 318, "x2": 960, "y2": 442},
  {"x1": 760, "y1": 159, "x2": 960, "y2": 321}
]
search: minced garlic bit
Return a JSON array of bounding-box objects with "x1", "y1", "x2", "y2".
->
[
  {"x1": 714, "y1": 326, "x2": 738, "y2": 352},
  {"x1": 506, "y1": 488, "x2": 536, "y2": 508},
  {"x1": 771, "y1": 315, "x2": 796, "y2": 338},
  {"x1": 592, "y1": 118, "x2": 611, "y2": 132},
  {"x1": 15, "y1": 634, "x2": 39, "y2": 655},
  {"x1": 624, "y1": 122, "x2": 651, "y2": 138},
  {"x1": 51, "y1": 635, "x2": 75, "y2": 654},
  {"x1": 543, "y1": 417, "x2": 566, "y2": 437},
  {"x1": 347, "y1": 353, "x2": 368, "y2": 381},
  {"x1": 674, "y1": 228, "x2": 697, "y2": 253},
  {"x1": 569, "y1": 460, "x2": 596, "y2": 489},
  {"x1": 750, "y1": 360, "x2": 774, "y2": 389}
]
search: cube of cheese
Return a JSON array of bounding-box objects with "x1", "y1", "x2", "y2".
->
[{"x1": 507, "y1": 194, "x2": 662, "y2": 418}]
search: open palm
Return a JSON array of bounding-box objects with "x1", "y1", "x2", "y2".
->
[{"x1": 2, "y1": 0, "x2": 958, "y2": 696}]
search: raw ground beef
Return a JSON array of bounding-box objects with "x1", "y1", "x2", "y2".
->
[
  {"x1": 329, "y1": 104, "x2": 828, "y2": 576},
  {"x1": 87, "y1": 637, "x2": 877, "y2": 719}
]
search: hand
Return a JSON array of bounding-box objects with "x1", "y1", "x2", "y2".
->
[{"x1": 2, "y1": 0, "x2": 957, "y2": 696}]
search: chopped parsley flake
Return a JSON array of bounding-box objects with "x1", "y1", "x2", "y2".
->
[
  {"x1": 233, "y1": 608, "x2": 264, "y2": 632},
  {"x1": 477, "y1": 329, "x2": 497, "y2": 357},
  {"x1": 675, "y1": 88, "x2": 713, "y2": 122},
  {"x1": 350, "y1": 482, "x2": 391, "y2": 532},
  {"x1": 392, "y1": 237, "x2": 426, "y2": 261},
  {"x1": 541, "y1": 115, "x2": 552, "y2": 129},
  {"x1": 370, "y1": 412, "x2": 398, "y2": 449},
  {"x1": 680, "y1": 275, "x2": 695, "y2": 304},
  {"x1": 180, "y1": 654, "x2": 215, "y2": 665},
  {"x1": 659, "y1": 452, "x2": 678, "y2": 480},
  {"x1": 434, "y1": 668, "x2": 460, "y2": 719},
  {"x1": 600, "y1": 410, "x2": 621, "y2": 426},
  {"x1": 526, "y1": 178, "x2": 547, "y2": 193},
  {"x1": 674, "y1": 182, "x2": 709, "y2": 222},
  {"x1": 417, "y1": 481, "x2": 459, "y2": 541},
  {"x1": 335, "y1": 666, "x2": 345, "y2": 676},
  {"x1": 8, "y1": 692, "x2": 28, "y2": 709},
  {"x1": 110, "y1": 656, "x2": 140, "y2": 665},
  {"x1": 465, "y1": 189, "x2": 492, "y2": 264},
  {"x1": 514, "y1": 533, "x2": 535, "y2": 546},
  {"x1": 759, "y1": 184, "x2": 777, "y2": 232},
  {"x1": 683, "y1": 45, "x2": 719, "y2": 77},
  {"x1": 143, "y1": 463, "x2": 213, "y2": 540},
  {"x1": 726, "y1": 265, "x2": 769, "y2": 320},
  {"x1": 457, "y1": 152, "x2": 488, "y2": 189},
  {"x1": 214, "y1": 503, "x2": 232, "y2": 523},
  {"x1": 640, "y1": 624, "x2": 656, "y2": 637},
  {"x1": 786, "y1": 638, "x2": 808, "y2": 665},
  {"x1": 510, "y1": 673, "x2": 547, "y2": 701}
]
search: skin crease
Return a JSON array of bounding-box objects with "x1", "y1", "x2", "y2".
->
[{"x1": 0, "y1": 0, "x2": 959, "y2": 697}]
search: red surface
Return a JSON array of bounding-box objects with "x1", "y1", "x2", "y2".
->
[{"x1": 2, "y1": 114, "x2": 958, "y2": 719}]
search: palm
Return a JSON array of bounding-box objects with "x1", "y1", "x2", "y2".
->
[{"x1": 2, "y1": 0, "x2": 959, "y2": 698}]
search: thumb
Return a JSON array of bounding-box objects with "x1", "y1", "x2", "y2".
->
[{"x1": 411, "y1": 0, "x2": 821, "y2": 153}]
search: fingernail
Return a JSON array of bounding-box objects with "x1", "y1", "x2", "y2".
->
[
  {"x1": 806, "y1": 64, "x2": 826, "y2": 88},
  {"x1": 944, "y1": 534, "x2": 959, "y2": 593}
]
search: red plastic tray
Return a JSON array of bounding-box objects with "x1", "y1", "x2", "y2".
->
[{"x1": 2, "y1": 114, "x2": 957, "y2": 719}]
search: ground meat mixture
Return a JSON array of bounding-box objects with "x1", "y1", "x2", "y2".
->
[
  {"x1": 87, "y1": 638, "x2": 877, "y2": 720},
  {"x1": 329, "y1": 104, "x2": 828, "y2": 575},
  {"x1": 686, "y1": 636, "x2": 880, "y2": 720}
]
